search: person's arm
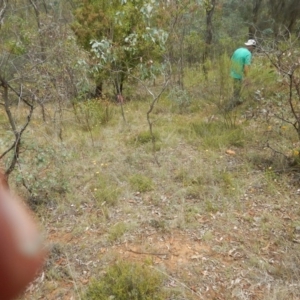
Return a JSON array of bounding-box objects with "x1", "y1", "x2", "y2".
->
[
  {"x1": 243, "y1": 52, "x2": 252, "y2": 78},
  {"x1": 244, "y1": 64, "x2": 250, "y2": 77}
]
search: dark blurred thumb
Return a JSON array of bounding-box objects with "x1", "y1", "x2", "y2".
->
[{"x1": 0, "y1": 188, "x2": 46, "y2": 300}]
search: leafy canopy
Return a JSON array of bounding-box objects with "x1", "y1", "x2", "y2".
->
[{"x1": 72, "y1": 0, "x2": 168, "y2": 89}]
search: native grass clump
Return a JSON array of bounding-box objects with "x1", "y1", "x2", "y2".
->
[
  {"x1": 135, "y1": 130, "x2": 160, "y2": 146},
  {"x1": 91, "y1": 174, "x2": 121, "y2": 207},
  {"x1": 107, "y1": 222, "x2": 129, "y2": 243},
  {"x1": 83, "y1": 261, "x2": 166, "y2": 300},
  {"x1": 129, "y1": 174, "x2": 154, "y2": 193},
  {"x1": 73, "y1": 98, "x2": 115, "y2": 131},
  {"x1": 191, "y1": 120, "x2": 246, "y2": 149}
]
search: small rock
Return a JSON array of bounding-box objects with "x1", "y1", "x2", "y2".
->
[{"x1": 226, "y1": 149, "x2": 236, "y2": 155}]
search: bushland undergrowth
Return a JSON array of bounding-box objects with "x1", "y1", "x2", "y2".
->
[{"x1": 2, "y1": 59, "x2": 300, "y2": 299}]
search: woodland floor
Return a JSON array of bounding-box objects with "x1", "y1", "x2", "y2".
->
[{"x1": 10, "y1": 92, "x2": 300, "y2": 300}]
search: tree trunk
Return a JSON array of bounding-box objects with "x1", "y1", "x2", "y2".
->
[
  {"x1": 94, "y1": 82, "x2": 103, "y2": 98},
  {"x1": 0, "y1": 0, "x2": 7, "y2": 28},
  {"x1": 203, "y1": 0, "x2": 216, "y2": 78},
  {"x1": 249, "y1": 0, "x2": 263, "y2": 39},
  {"x1": 29, "y1": 0, "x2": 46, "y2": 61}
]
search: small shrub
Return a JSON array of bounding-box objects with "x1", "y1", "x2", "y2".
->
[
  {"x1": 191, "y1": 121, "x2": 245, "y2": 148},
  {"x1": 129, "y1": 174, "x2": 154, "y2": 192},
  {"x1": 219, "y1": 171, "x2": 233, "y2": 187},
  {"x1": 149, "y1": 219, "x2": 166, "y2": 230},
  {"x1": 192, "y1": 121, "x2": 222, "y2": 137},
  {"x1": 93, "y1": 176, "x2": 120, "y2": 206},
  {"x1": 108, "y1": 222, "x2": 128, "y2": 242},
  {"x1": 186, "y1": 186, "x2": 201, "y2": 199},
  {"x1": 205, "y1": 200, "x2": 219, "y2": 213},
  {"x1": 135, "y1": 130, "x2": 160, "y2": 145},
  {"x1": 289, "y1": 149, "x2": 300, "y2": 167},
  {"x1": 74, "y1": 99, "x2": 115, "y2": 131},
  {"x1": 168, "y1": 86, "x2": 192, "y2": 114},
  {"x1": 264, "y1": 167, "x2": 277, "y2": 182},
  {"x1": 94, "y1": 185, "x2": 120, "y2": 206},
  {"x1": 173, "y1": 169, "x2": 189, "y2": 184},
  {"x1": 83, "y1": 261, "x2": 166, "y2": 300},
  {"x1": 226, "y1": 128, "x2": 245, "y2": 147},
  {"x1": 15, "y1": 143, "x2": 69, "y2": 208},
  {"x1": 184, "y1": 206, "x2": 200, "y2": 223}
]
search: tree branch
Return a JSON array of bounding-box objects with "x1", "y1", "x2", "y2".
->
[
  {"x1": 0, "y1": 76, "x2": 34, "y2": 177},
  {"x1": 0, "y1": 0, "x2": 7, "y2": 26}
]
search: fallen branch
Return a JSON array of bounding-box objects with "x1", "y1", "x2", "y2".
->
[{"x1": 126, "y1": 248, "x2": 168, "y2": 257}]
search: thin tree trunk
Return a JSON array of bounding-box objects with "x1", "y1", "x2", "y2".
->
[
  {"x1": 95, "y1": 82, "x2": 103, "y2": 98},
  {"x1": 249, "y1": 0, "x2": 263, "y2": 39},
  {"x1": 0, "y1": 77, "x2": 34, "y2": 177},
  {"x1": 29, "y1": 0, "x2": 46, "y2": 61},
  {"x1": 0, "y1": 0, "x2": 7, "y2": 28},
  {"x1": 203, "y1": 0, "x2": 216, "y2": 78}
]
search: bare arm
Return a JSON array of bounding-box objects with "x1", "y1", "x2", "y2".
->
[{"x1": 244, "y1": 65, "x2": 250, "y2": 77}]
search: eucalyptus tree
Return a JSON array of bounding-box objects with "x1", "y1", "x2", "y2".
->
[
  {"x1": 202, "y1": 0, "x2": 216, "y2": 77},
  {"x1": 0, "y1": 0, "x2": 83, "y2": 177},
  {"x1": 221, "y1": 0, "x2": 300, "y2": 41},
  {"x1": 72, "y1": 0, "x2": 168, "y2": 98},
  {"x1": 0, "y1": 0, "x2": 36, "y2": 176},
  {"x1": 153, "y1": 0, "x2": 204, "y2": 87},
  {"x1": 265, "y1": 0, "x2": 300, "y2": 38}
]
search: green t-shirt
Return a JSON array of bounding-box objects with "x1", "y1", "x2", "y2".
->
[{"x1": 230, "y1": 47, "x2": 252, "y2": 79}]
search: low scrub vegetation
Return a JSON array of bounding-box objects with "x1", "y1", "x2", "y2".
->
[
  {"x1": 2, "y1": 59, "x2": 300, "y2": 300},
  {"x1": 83, "y1": 261, "x2": 166, "y2": 300}
]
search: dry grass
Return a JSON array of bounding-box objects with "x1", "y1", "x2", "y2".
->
[{"x1": 1, "y1": 63, "x2": 300, "y2": 299}]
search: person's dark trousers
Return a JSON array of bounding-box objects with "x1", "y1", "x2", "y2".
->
[
  {"x1": 233, "y1": 78, "x2": 242, "y2": 104},
  {"x1": 226, "y1": 78, "x2": 242, "y2": 111}
]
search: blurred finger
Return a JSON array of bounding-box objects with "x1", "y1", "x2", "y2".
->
[{"x1": 0, "y1": 188, "x2": 46, "y2": 300}]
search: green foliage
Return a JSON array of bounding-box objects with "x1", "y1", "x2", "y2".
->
[
  {"x1": 217, "y1": 53, "x2": 232, "y2": 100},
  {"x1": 135, "y1": 130, "x2": 160, "y2": 145},
  {"x1": 108, "y1": 222, "x2": 128, "y2": 242},
  {"x1": 174, "y1": 168, "x2": 189, "y2": 184},
  {"x1": 83, "y1": 261, "x2": 166, "y2": 300},
  {"x1": 191, "y1": 121, "x2": 245, "y2": 149},
  {"x1": 184, "y1": 206, "x2": 200, "y2": 223},
  {"x1": 168, "y1": 86, "x2": 192, "y2": 114},
  {"x1": 204, "y1": 200, "x2": 219, "y2": 214},
  {"x1": 290, "y1": 150, "x2": 300, "y2": 166},
  {"x1": 72, "y1": 0, "x2": 168, "y2": 93},
  {"x1": 261, "y1": 36, "x2": 300, "y2": 144},
  {"x1": 15, "y1": 143, "x2": 69, "y2": 207},
  {"x1": 74, "y1": 99, "x2": 115, "y2": 130},
  {"x1": 93, "y1": 175, "x2": 120, "y2": 206},
  {"x1": 7, "y1": 41, "x2": 27, "y2": 55},
  {"x1": 223, "y1": 0, "x2": 300, "y2": 41},
  {"x1": 129, "y1": 174, "x2": 154, "y2": 192}
]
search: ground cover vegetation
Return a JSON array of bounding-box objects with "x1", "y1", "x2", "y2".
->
[{"x1": 1, "y1": 0, "x2": 300, "y2": 299}]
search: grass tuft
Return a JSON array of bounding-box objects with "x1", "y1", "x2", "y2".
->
[
  {"x1": 83, "y1": 261, "x2": 166, "y2": 300},
  {"x1": 129, "y1": 174, "x2": 154, "y2": 192}
]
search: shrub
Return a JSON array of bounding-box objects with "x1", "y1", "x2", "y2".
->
[
  {"x1": 107, "y1": 222, "x2": 128, "y2": 242},
  {"x1": 167, "y1": 86, "x2": 192, "y2": 114},
  {"x1": 135, "y1": 130, "x2": 160, "y2": 145},
  {"x1": 74, "y1": 99, "x2": 115, "y2": 131},
  {"x1": 129, "y1": 174, "x2": 154, "y2": 192},
  {"x1": 92, "y1": 175, "x2": 120, "y2": 206},
  {"x1": 83, "y1": 261, "x2": 166, "y2": 300},
  {"x1": 15, "y1": 143, "x2": 69, "y2": 208},
  {"x1": 191, "y1": 121, "x2": 245, "y2": 148}
]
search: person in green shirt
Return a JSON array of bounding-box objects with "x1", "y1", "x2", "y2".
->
[{"x1": 227, "y1": 39, "x2": 256, "y2": 111}]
